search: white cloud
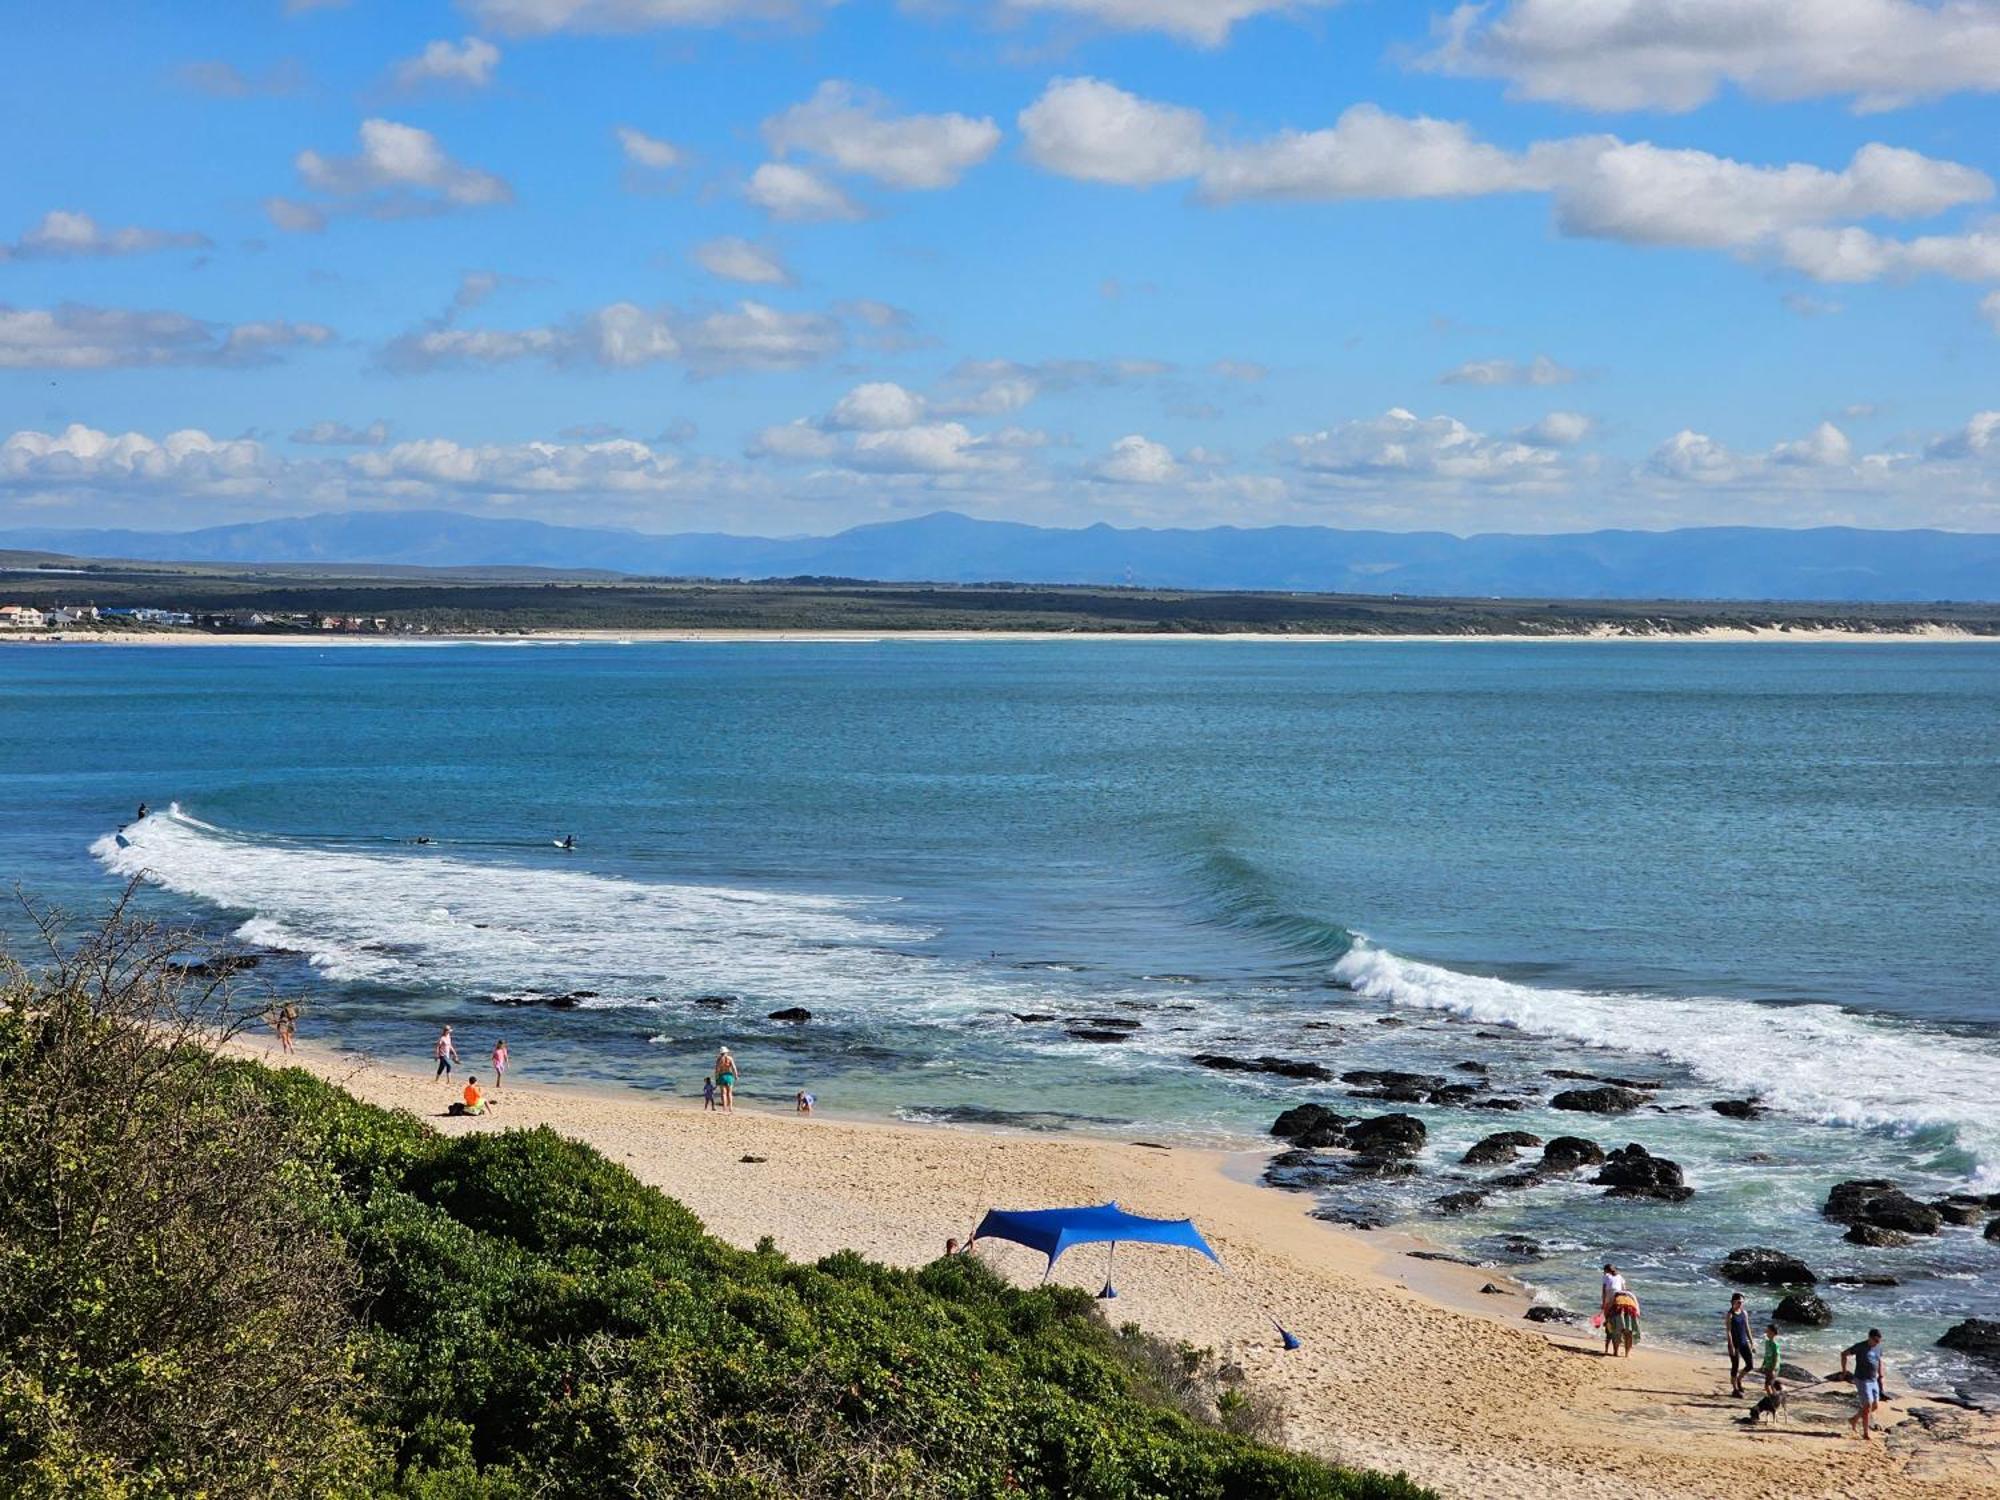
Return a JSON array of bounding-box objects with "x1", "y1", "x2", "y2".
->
[
  {"x1": 380, "y1": 299, "x2": 844, "y2": 375},
  {"x1": 1002, "y1": 0, "x2": 1337, "y2": 46},
  {"x1": 1019, "y1": 77, "x2": 1208, "y2": 187},
  {"x1": 933, "y1": 355, "x2": 1175, "y2": 417},
  {"x1": 0, "y1": 304, "x2": 332, "y2": 369},
  {"x1": 745, "y1": 162, "x2": 864, "y2": 222},
  {"x1": 0, "y1": 210, "x2": 210, "y2": 263},
  {"x1": 1094, "y1": 433, "x2": 1180, "y2": 484},
  {"x1": 764, "y1": 81, "x2": 1000, "y2": 190},
  {"x1": 1772, "y1": 420, "x2": 1854, "y2": 468},
  {"x1": 273, "y1": 119, "x2": 511, "y2": 230},
  {"x1": 1283, "y1": 407, "x2": 1569, "y2": 488},
  {"x1": 1518, "y1": 411, "x2": 1593, "y2": 446},
  {"x1": 616, "y1": 125, "x2": 682, "y2": 171},
  {"x1": 1201, "y1": 104, "x2": 1535, "y2": 203},
  {"x1": 1441, "y1": 354, "x2": 1577, "y2": 387},
  {"x1": 2, "y1": 424, "x2": 269, "y2": 490},
  {"x1": 1649, "y1": 420, "x2": 1861, "y2": 485},
  {"x1": 392, "y1": 37, "x2": 501, "y2": 90},
  {"x1": 692, "y1": 236, "x2": 791, "y2": 285},
  {"x1": 292, "y1": 419, "x2": 391, "y2": 446},
  {"x1": 1927, "y1": 410, "x2": 2000, "y2": 459},
  {"x1": 1647, "y1": 429, "x2": 1743, "y2": 483},
  {"x1": 826, "y1": 381, "x2": 928, "y2": 430},
  {"x1": 1422, "y1": 0, "x2": 2000, "y2": 113},
  {"x1": 1778, "y1": 225, "x2": 2000, "y2": 283},
  {"x1": 462, "y1": 0, "x2": 825, "y2": 35}
]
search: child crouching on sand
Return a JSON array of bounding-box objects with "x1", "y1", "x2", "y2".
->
[{"x1": 796, "y1": 1089, "x2": 815, "y2": 1114}]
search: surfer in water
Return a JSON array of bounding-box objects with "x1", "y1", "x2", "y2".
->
[
  {"x1": 557, "y1": 834, "x2": 576, "y2": 850},
  {"x1": 134, "y1": 801, "x2": 148, "y2": 821}
]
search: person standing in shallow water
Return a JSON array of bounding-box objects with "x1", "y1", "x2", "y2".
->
[{"x1": 713, "y1": 1046, "x2": 737, "y2": 1111}]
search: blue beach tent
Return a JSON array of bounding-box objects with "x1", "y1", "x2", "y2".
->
[{"x1": 971, "y1": 1201, "x2": 1222, "y2": 1275}]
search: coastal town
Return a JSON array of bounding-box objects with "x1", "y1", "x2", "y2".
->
[{"x1": 0, "y1": 602, "x2": 413, "y2": 635}]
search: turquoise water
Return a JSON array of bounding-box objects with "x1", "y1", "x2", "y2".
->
[{"x1": 3, "y1": 639, "x2": 1998, "y2": 1394}]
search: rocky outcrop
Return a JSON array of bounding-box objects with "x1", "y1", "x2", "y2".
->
[
  {"x1": 1193, "y1": 1053, "x2": 1334, "y2": 1081},
  {"x1": 1939, "y1": 1320, "x2": 2000, "y2": 1365},
  {"x1": 1434, "y1": 1190, "x2": 1486, "y2": 1216},
  {"x1": 1524, "y1": 1306, "x2": 1579, "y2": 1324},
  {"x1": 1932, "y1": 1197, "x2": 1986, "y2": 1227},
  {"x1": 1823, "y1": 1180, "x2": 1943, "y2": 1236},
  {"x1": 1719, "y1": 1247, "x2": 1816, "y2": 1286},
  {"x1": 1270, "y1": 1103, "x2": 1342, "y2": 1141},
  {"x1": 1539, "y1": 1136, "x2": 1606, "y2": 1172},
  {"x1": 1843, "y1": 1224, "x2": 1912, "y2": 1248},
  {"x1": 1461, "y1": 1130, "x2": 1543, "y2": 1167},
  {"x1": 1987, "y1": 1218, "x2": 2000, "y2": 1242},
  {"x1": 1066, "y1": 1028, "x2": 1130, "y2": 1042},
  {"x1": 1552, "y1": 1086, "x2": 1646, "y2": 1114},
  {"x1": 1710, "y1": 1099, "x2": 1764, "y2": 1119},
  {"x1": 1774, "y1": 1292, "x2": 1833, "y2": 1326},
  {"x1": 1594, "y1": 1144, "x2": 1693, "y2": 1201},
  {"x1": 1343, "y1": 1114, "x2": 1427, "y2": 1156},
  {"x1": 767, "y1": 1007, "x2": 812, "y2": 1023}
]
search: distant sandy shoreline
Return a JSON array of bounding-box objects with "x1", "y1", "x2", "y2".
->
[
  {"x1": 241, "y1": 1035, "x2": 2000, "y2": 1499},
  {"x1": 5, "y1": 624, "x2": 1993, "y2": 649}
]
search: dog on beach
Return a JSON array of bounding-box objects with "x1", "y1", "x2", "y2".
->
[{"x1": 1742, "y1": 1382, "x2": 1788, "y2": 1426}]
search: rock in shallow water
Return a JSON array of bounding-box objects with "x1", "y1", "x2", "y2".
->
[
  {"x1": 1434, "y1": 1190, "x2": 1486, "y2": 1216},
  {"x1": 1774, "y1": 1292, "x2": 1833, "y2": 1327},
  {"x1": 1594, "y1": 1143, "x2": 1693, "y2": 1201},
  {"x1": 1552, "y1": 1085, "x2": 1647, "y2": 1114},
  {"x1": 1343, "y1": 1113, "x2": 1427, "y2": 1156},
  {"x1": 1719, "y1": 1247, "x2": 1816, "y2": 1286},
  {"x1": 1269, "y1": 1103, "x2": 1342, "y2": 1140},
  {"x1": 1939, "y1": 1320, "x2": 2000, "y2": 1365},
  {"x1": 1843, "y1": 1223, "x2": 1912, "y2": 1248},
  {"x1": 1192, "y1": 1053, "x2": 1333, "y2": 1081},
  {"x1": 1524, "y1": 1306, "x2": 1580, "y2": 1324},
  {"x1": 1462, "y1": 1130, "x2": 1543, "y2": 1166},
  {"x1": 1539, "y1": 1135, "x2": 1606, "y2": 1172},
  {"x1": 1824, "y1": 1180, "x2": 1943, "y2": 1236},
  {"x1": 767, "y1": 1007, "x2": 812, "y2": 1023},
  {"x1": 1710, "y1": 1098, "x2": 1764, "y2": 1119}
]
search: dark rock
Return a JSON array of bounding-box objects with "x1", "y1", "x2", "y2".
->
[
  {"x1": 1065, "y1": 1029, "x2": 1129, "y2": 1043},
  {"x1": 1524, "y1": 1306, "x2": 1579, "y2": 1324},
  {"x1": 1777, "y1": 1363, "x2": 1820, "y2": 1386},
  {"x1": 1192, "y1": 1053, "x2": 1334, "y2": 1082},
  {"x1": 1474, "y1": 1097, "x2": 1526, "y2": 1110},
  {"x1": 1552, "y1": 1086, "x2": 1647, "y2": 1114},
  {"x1": 1824, "y1": 1179, "x2": 1899, "y2": 1220},
  {"x1": 1293, "y1": 1124, "x2": 1350, "y2": 1150},
  {"x1": 1719, "y1": 1247, "x2": 1817, "y2": 1287},
  {"x1": 1501, "y1": 1237, "x2": 1544, "y2": 1259},
  {"x1": 1540, "y1": 1136, "x2": 1606, "y2": 1172},
  {"x1": 1342, "y1": 1155, "x2": 1420, "y2": 1179},
  {"x1": 1986, "y1": 1218, "x2": 2000, "y2": 1241},
  {"x1": 1455, "y1": 1060, "x2": 1491, "y2": 1074},
  {"x1": 767, "y1": 1007, "x2": 813, "y2": 1023},
  {"x1": 547, "y1": 994, "x2": 583, "y2": 1010},
  {"x1": 1343, "y1": 1113, "x2": 1427, "y2": 1156},
  {"x1": 1479, "y1": 1283, "x2": 1510, "y2": 1295},
  {"x1": 1427, "y1": 1084, "x2": 1483, "y2": 1106},
  {"x1": 1823, "y1": 1179, "x2": 1942, "y2": 1234},
  {"x1": 1827, "y1": 1274, "x2": 1900, "y2": 1287},
  {"x1": 1311, "y1": 1208, "x2": 1387, "y2": 1229},
  {"x1": 1350, "y1": 1083, "x2": 1432, "y2": 1104},
  {"x1": 1488, "y1": 1169, "x2": 1544, "y2": 1191},
  {"x1": 1010, "y1": 1012, "x2": 1056, "y2": 1022},
  {"x1": 1075, "y1": 1015, "x2": 1142, "y2": 1032},
  {"x1": 1547, "y1": 1070, "x2": 1656, "y2": 1089},
  {"x1": 1340, "y1": 1069, "x2": 1446, "y2": 1091},
  {"x1": 176, "y1": 954, "x2": 261, "y2": 978},
  {"x1": 1931, "y1": 1198, "x2": 1986, "y2": 1227},
  {"x1": 1462, "y1": 1130, "x2": 1543, "y2": 1166},
  {"x1": 739, "y1": 1154, "x2": 767, "y2": 1164},
  {"x1": 1270, "y1": 1103, "x2": 1342, "y2": 1141},
  {"x1": 692, "y1": 995, "x2": 735, "y2": 1009},
  {"x1": 1268, "y1": 1149, "x2": 1321, "y2": 1169},
  {"x1": 1938, "y1": 1320, "x2": 2000, "y2": 1365},
  {"x1": 1843, "y1": 1224, "x2": 1912, "y2": 1248},
  {"x1": 1596, "y1": 1144, "x2": 1693, "y2": 1201},
  {"x1": 1434, "y1": 1190, "x2": 1486, "y2": 1216},
  {"x1": 1774, "y1": 1292, "x2": 1833, "y2": 1327},
  {"x1": 1710, "y1": 1098, "x2": 1764, "y2": 1119},
  {"x1": 1406, "y1": 1251, "x2": 1479, "y2": 1265},
  {"x1": 1375, "y1": 1016, "x2": 1406, "y2": 1027}
]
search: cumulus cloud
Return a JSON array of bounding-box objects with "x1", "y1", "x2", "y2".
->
[
  {"x1": 1094, "y1": 433, "x2": 1180, "y2": 484},
  {"x1": 1648, "y1": 420, "x2": 1877, "y2": 487},
  {"x1": 1422, "y1": 0, "x2": 2000, "y2": 113},
  {"x1": 691, "y1": 236, "x2": 790, "y2": 285},
  {"x1": 826, "y1": 381, "x2": 928, "y2": 430},
  {"x1": 0, "y1": 210, "x2": 210, "y2": 263},
  {"x1": 379, "y1": 298, "x2": 844, "y2": 375},
  {"x1": 269, "y1": 118, "x2": 511, "y2": 229},
  {"x1": 1778, "y1": 225, "x2": 2000, "y2": 283},
  {"x1": 745, "y1": 162, "x2": 863, "y2": 222},
  {"x1": 616, "y1": 125, "x2": 682, "y2": 171},
  {"x1": 1441, "y1": 354, "x2": 1577, "y2": 387},
  {"x1": 0, "y1": 304, "x2": 332, "y2": 369},
  {"x1": 1019, "y1": 77, "x2": 1209, "y2": 186},
  {"x1": 2, "y1": 424, "x2": 269, "y2": 492},
  {"x1": 1001, "y1": 0, "x2": 1337, "y2": 46},
  {"x1": 1518, "y1": 411, "x2": 1594, "y2": 446},
  {"x1": 292, "y1": 419, "x2": 390, "y2": 446},
  {"x1": 933, "y1": 355, "x2": 1175, "y2": 415},
  {"x1": 462, "y1": 0, "x2": 826, "y2": 35},
  {"x1": 391, "y1": 37, "x2": 501, "y2": 90},
  {"x1": 764, "y1": 81, "x2": 1000, "y2": 190},
  {"x1": 1282, "y1": 407, "x2": 1569, "y2": 488}
]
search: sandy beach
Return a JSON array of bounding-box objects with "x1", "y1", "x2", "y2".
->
[
  {"x1": 256, "y1": 1038, "x2": 2000, "y2": 1500},
  {"x1": 5, "y1": 624, "x2": 1991, "y2": 648}
]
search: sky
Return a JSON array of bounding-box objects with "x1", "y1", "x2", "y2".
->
[{"x1": 3, "y1": 0, "x2": 1999, "y2": 538}]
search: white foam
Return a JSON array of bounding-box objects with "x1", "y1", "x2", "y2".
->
[
  {"x1": 95, "y1": 805, "x2": 1004, "y2": 1022},
  {"x1": 1334, "y1": 940, "x2": 2000, "y2": 1185}
]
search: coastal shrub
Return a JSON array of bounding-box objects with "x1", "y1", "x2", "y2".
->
[{"x1": 1, "y1": 909, "x2": 1436, "y2": 1500}]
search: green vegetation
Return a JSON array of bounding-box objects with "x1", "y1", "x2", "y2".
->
[
  {"x1": 6, "y1": 556, "x2": 1998, "y2": 636},
  {"x1": 0, "y1": 907, "x2": 1434, "y2": 1500}
]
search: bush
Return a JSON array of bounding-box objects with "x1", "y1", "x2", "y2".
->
[{"x1": 1, "y1": 908, "x2": 1435, "y2": 1500}]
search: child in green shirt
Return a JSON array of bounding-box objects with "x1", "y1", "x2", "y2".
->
[{"x1": 1761, "y1": 1324, "x2": 1781, "y2": 1393}]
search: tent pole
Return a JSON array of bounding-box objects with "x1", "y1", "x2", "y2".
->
[{"x1": 1097, "y1": 1241, "x2": 1117, "y2": 1299}]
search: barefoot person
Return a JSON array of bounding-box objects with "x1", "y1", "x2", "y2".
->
[
  {"x1": 1725, "y1": 1293, "x2": 1756, "y2": 1397},
  {"x1": 491, "y1": 1037, "x2": 509, "y2": 1092},
  {"x1": 1761, "y1": 1322, "x2": 1782, "y2": 1395},
  {"x1": 713, "y1": 1046, "x2": 737, "y2": 1111},
  {"x1": 1603, "y1": 1277, "x2": 1641, "y2": 1358},
  {"x1": 434, "y1": 1025, "x2": 459, "y2": 1082},
  {"x1": 1599, "y1": 1264, "x2": 1625, "y2": 1356},
  {"x1": 1842, "y1": 1329, "x2": 1887, "y2": 1441}
]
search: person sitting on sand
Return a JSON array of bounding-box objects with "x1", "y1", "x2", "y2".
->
[
  {"x1": 796, "y1": 1089, "x2": 815, "y2": 1114},
  {"x1": 434, "y1": 1025, "x2": 459, "y2": 1081},
  {"x1": 449, "y1": 1076, "x2": 486, "y2": 1117},
  {"x1": 1762, "y1": 1322, "x2": 1782, "y2": 1395},
  {"x1": 1841, "y1": 1329, "x2": 1887, "y2": 1441},
  {"x1": 1726, "y1": 1292, "x2": 1756, "y2": 1397},
  {"x1": 713, "y1": 1047, "x2": 737, "y2": 1111}
]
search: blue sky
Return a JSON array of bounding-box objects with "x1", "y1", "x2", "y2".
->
[{"x1": 3, "y1": 0, "x2": 1998, "y2": 536}]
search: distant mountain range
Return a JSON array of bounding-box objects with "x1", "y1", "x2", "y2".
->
[{"x1": 7, "y1": 509, "x2": 2000, "y2": 602}]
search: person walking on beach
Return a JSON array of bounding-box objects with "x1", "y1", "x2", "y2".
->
[
  {"x1": 1600, "y1": 1266, "x2": 1640, "y2": 1358},
  {"x1": 434, "y1": 1025, "x2": 459, "y2": 1081},
  {"x1": 713, "y1": 1046, "x2": 737, "y2": 1111},
  {"x1": 491, "y1": 1038, "x2": 509, "y2": 1092},
  {"x1": 1725, "y1": 1293, "x2": 1757, "y2": 1397},
  {"x1": 1600, "y1": 1264, "x2": 1625, "y2": 1355},
  {"x1": 1842, "y1": 1329, "x2": 1888, "y2": 1441},
  {"x1": 275, "y1": 1003, "x2": 298, "y2": 1055},
  {"x1": 1761, "y1": 1322, "x2": 1782, "y2": 1395}
]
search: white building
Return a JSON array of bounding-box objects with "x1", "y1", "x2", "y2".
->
[{"x1": 0, "y1": 604, "x2": 49, "y2": 629}]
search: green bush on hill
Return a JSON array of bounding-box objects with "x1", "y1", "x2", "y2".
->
[{"x1": 0, "y1": 908, "x2": 1434, "y2": 1500}]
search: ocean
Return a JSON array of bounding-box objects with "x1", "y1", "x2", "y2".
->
[{"x1": 4, "y1": 638, "x2": 1997, "y2": 1396}]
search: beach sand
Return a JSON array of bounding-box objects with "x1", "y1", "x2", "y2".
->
[{"x1": 258, "y1": 1038, "x2": 2000, "y2": 1500}]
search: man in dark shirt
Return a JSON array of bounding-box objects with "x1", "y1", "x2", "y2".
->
[{"x1": 1840, "y1": 1329, "x2": 1887, "y2": 1441}]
